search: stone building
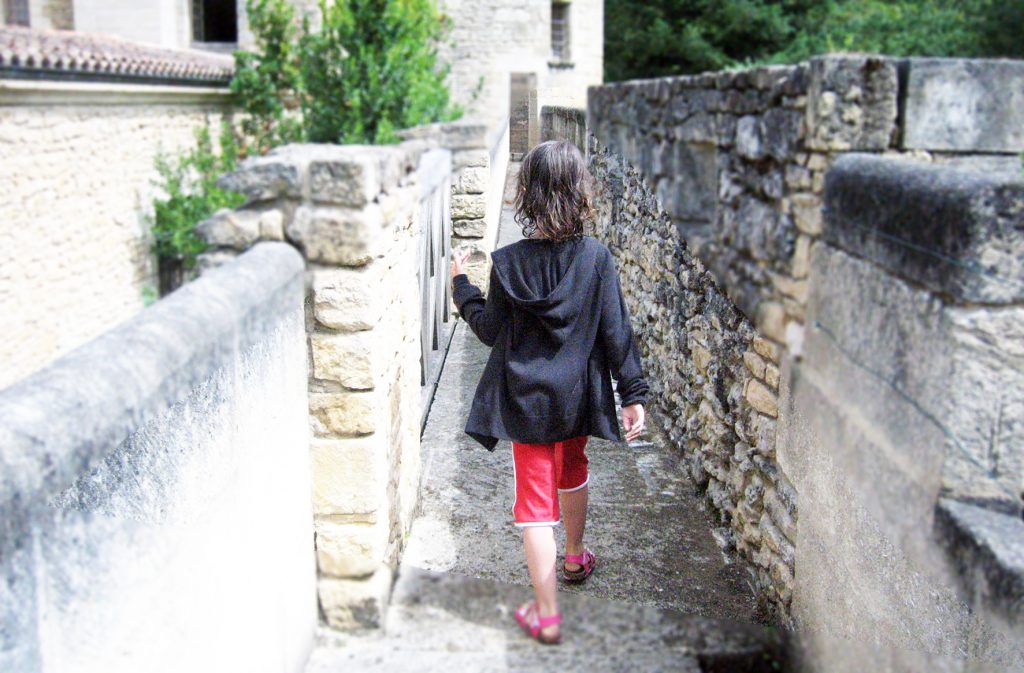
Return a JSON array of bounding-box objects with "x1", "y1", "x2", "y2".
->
[{"x1": 0, "y1": 0, "x2": 604, "y2": 389}]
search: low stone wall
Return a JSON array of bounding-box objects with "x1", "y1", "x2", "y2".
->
[
  {"x1": 588, "y1": 142, "x2": 795, "y2": 618},
  {"x1": 583, "y1": 54, "x2": 1024, "y2": 623},
  {"x1": 589, "y1": 54, "x2": 1023, "y2": 364},
  {"x1": 541, "y1": 105, "x2": 587, "y2": 153},
  {"x1": 781, "y1": 155, "x2": 1024, "y2": 671},
  {"x1": 398, "y1": 117, "x2": 510, "y2": 299},
  {"x1": 197, "y1": 141, "x2": 446, "y2": 629},
  {"x1": 0, "y1": 243, "x2": 315, "y2": 673},
  {"x1": 0, "y1": 78, "x2": 233, "y2": 390}
]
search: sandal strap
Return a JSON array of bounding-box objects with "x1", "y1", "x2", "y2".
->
[
  {"x1": 565, "y1": 549, "x2": 594, "y2": 566},
  {"x1": 537, "y1": 612, "x2": 561, "y2": 628}
]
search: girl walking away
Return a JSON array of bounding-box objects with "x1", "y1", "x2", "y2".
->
[{"x1": 449, "y1": 140, "x2": 650, "y2": 645}]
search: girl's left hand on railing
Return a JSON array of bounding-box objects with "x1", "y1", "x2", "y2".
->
[{"x1": 451, "y1": 247, "x2": 472, "y2": 279}]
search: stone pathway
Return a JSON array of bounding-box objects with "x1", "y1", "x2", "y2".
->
[{"x1": 305, "y1": 162, "x2": 785, "y2": 672}]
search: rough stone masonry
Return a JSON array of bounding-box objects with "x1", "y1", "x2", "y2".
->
[{"x1": 582, "y1": 54, "x2": 1024, "y2": 624}]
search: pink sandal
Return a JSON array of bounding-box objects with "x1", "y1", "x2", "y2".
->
[
  {"x1": 562, "y1": 549, "x2": 596, "y2": 582},
  {"x1": 514, "y1": 600, "x2": 561, "y2": 645}
]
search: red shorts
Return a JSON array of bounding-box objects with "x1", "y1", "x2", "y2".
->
[{"x1": 511, "y1": 435, "x2": 589, "y2": 527}]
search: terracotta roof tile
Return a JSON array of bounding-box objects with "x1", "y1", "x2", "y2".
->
[{"x1": 0, "y1": 26, "x2": 234, "y2": 85}]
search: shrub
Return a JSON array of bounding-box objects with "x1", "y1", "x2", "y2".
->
[
  {"x1": 233, "y1": 0, "x2": 461, "y2": 149},
  {"x1": 231, "y1": 0, "x2": 304, "y2": 156},
  {"x1": 299, "y1": 0, "x2": 460, "y2": 144},
  {"x1": 150, "y1": 125, "x2": 244, "y2": 281}
]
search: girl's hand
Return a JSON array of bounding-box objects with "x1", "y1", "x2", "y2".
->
[
  {"x1": 622, "y1": 403, "x2": 645, "y2": 442},
  {"x1": 451, "y1": 247, "x2": 472, "y2": 279}
]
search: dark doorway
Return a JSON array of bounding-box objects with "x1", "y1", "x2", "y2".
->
[
  {"x1": 510, "y1": 73, "x2": 538, "y2": 160},
  {"x1": 192, "y1": 0, "x2": 238, "y2": 43}
]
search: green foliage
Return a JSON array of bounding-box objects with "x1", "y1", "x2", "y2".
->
[
  {"x1": 299, "y1": 0, "x2": 459, "y2": 144},
  {"x1": 231, "y1": 0, "x2": 304, "y2": 155},
  {"x1": 606, "y1": 0, "x2": 1024, "y2": 81},
  {"x1": 233, "y1": 0, "x2": 460, "y2": 149},
  {"x1": 150, "y1": 125, "x2": 245, "y2": 268},
  {"x1": 772, "y1": 0, "x2": 979, "y2": 64}
]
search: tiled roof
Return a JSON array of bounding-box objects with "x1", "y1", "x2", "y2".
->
[{"x1": 0, "y1": 26, "x2": 234, "y2": 85}]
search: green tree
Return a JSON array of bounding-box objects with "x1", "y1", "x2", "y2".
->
[
  {"x1": 298, "y1": 0, "x2": 460, "y2": 144},
  {"x1": 231, "y1": 0, "x2": 304, "y2": 156},
  {"x1": 604, "y1": 0, "x2": 807, "y2": 81},
  {"x1": 605, "y1": 0, "x2": 1024, "y2": 81}
]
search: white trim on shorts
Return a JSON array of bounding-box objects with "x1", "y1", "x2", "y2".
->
[
  {"x1": 514, "y1": 521, "x2": 561, "y2": 528},
  {"x1": 557, "y1": 476, "x2": 590, "y2": 494}
]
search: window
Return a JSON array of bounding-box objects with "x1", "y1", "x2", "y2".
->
[
  {"x1": 551, "y1": 2, "x2": 571, "y2": 63},
  {"x1": 192, "y1": 0, "x2": 238, "y2": 43},
  {"x1": 5, "y1": 0, "x2": 30, "y2": 26}
]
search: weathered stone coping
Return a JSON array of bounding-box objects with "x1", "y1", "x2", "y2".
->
[
  {"x1": 936, "y1": 498, "x2": 1024, "y2": 621},
  {"x1": 0, "y1": 242, "x2": 304, "y2": 519},
  {"x1": 824, "y1": 154, "x2": 1024, "y2": 305}
]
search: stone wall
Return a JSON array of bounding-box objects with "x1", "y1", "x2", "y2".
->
[
  {"x1": 541, "y1": 105, "x2": 587, "y2": 153},
  {"x1": 780, "y1": 154, "x2": 1024, "y2": 671},
  {"x1": 0, "y1": 243, "x2": 316, "y2": 673},
  {"x1": 588, "y1": 141, "x2": 796, "y2": 619},
  {"x1": 0, "y1": 80, "x2": 233, "y2": 390},
  {"x1": 197, "y1": 141, "x2": 445, "y2": 630},
  {"x1": 398, "y1": 118, "x2": 509, "y2": 299},
  {"x1": 584, "y1": 54, "x2": 1024, "y2": 622}
]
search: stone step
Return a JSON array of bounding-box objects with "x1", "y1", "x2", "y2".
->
[{"x1": 305, "y1": 567, "x2": 788, "y2": 673}]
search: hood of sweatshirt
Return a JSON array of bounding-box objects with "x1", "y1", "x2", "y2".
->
[{"x1": 490, "y1": 236, "x2": 602, "y2": 347}]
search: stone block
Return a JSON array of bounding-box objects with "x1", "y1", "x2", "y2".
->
[
  {"x1": 789, "y1": 194, "x2": 822, "y2": 236},
  {"x1": 902, "y1": 58, "x2": 1024, "y2": 152},
  {"x1": 745, "y1": 379, "x2": 778, "y2": 418},
  {"x1": 806, "y1": 55, "x2": 898, "y2": 151},
  {"x1": 258, "y1": 209, "x2": 285, "y2": 240},
  {"x1": 743, "y1": 351, "x2": 766, "y2": 379},
  {"x1": 286, "y1": 204, "x2": 383, "y2": 266},
  {"x1": 310, "y1": 437, "x2": 385, "y2": 516},
  {"x1": 824, "y1": 154, "x2": 1024, "y2": 304},
  {"x1": 315, "y1": 519, "x2": 389, "y2": 577},
  {"x1": 935, "y1": 498, "x2": 1024, "y2": 621},
  {"x1": 195, "y1": 208, "x2": 260, "y2": 250},
  {"x1": 765, "y1": 363, "x2": 780, "y2": 390},
  {"x1": 691, "y1": 344, "x2": 712, "y2": 374},
  {"x1": 785, "y1": 165, "x2": 812, "y2": 191},
  {"x1": 310, "y1": 154, "x2": 381, "y2": 207},
  {"x1": 454, "y1": 165, "x2": 488, "y2": 194},
  {"x1": 451, "y1": 194, "x2": 486, "y2": 220},
  {"x1": 791, "y1": 235, "x2": 812, "y2": 279},
  {"x1": 665, "y1": 143, "x2": 717, "y2": 222},
  {"x1": 753, "y1": 337, "x2": 780, "y2": 363},
  {"x1": 453, "y1": 218, "x2": 487, "y2": 238},
  {"x1": 756, "y1": 301, "x2": 787, "y2": 343},
  {"x1": 217, "y1": 154, "x2": 303, "y2": 202},
  {"x1": 318, "y1": 565, "x2": 393, "y2": 630},
  {"x1": 761, "y1": 108, "x2": 803, "y2": 161},
  {"x1": 452, "y1": 149, "x2": 489, "y2": 169},
  {"x1": 311, "y1": 332, "x2": 375, "y2": 389},
  {"x1": 312, "y1": 266, "x2": 382, "y2": 331},
  {"x1": 735, "y1": 115, "x2": 764, "y2": 160},
  {"x1": 310, "y1": 391, "x2": 377, "y2": 437}
]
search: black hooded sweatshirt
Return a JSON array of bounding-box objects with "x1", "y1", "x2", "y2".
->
[{"x1": 451, "y1": 234, "x2": 650, "y2": 451}]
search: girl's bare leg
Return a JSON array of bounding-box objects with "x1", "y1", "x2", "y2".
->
[
  {"x1": 560, "y1": 485, "x2": 589, "y2": 569},
  {"x1": 523, "y1": 526, "x2": 560, "y2": 640}
]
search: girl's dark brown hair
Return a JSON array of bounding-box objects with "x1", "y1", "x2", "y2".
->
[{"x1": 514, "y1": 140, "x2": 596, "y2": 242}]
